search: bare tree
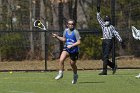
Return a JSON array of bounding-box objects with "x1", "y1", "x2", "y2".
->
[
  {"x1": 69, "y1": 0, "x2": 77, "y2": 22},
  {"x1": 0, "y1": 0, "x2": 1, "y2": 61},
  {"x1": 0, "y1": 0, "x2": 2, "y2": 21},
  {"x1": 40, "y1": 0, "x2": 46, "y2": 59},
  {"x1": 50, "y1": 0, "x2": 59, "y2": 30},
  {"x1": 29, "y1": 0, "x2": 34, "y2": 60}
]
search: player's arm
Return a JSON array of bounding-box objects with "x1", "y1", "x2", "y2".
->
[
  {"x1": 52, "y1": 33, "x2": 66, "y2": 42},
  {"x1": 73, "y1": 39, "x2": 81, "y2": 46},
  {"x1": 67, "y1": 39, "x2": 81, "y2": 49},
  {"x1": 67, "y1": 30, "x2": 81, "y2": 49}
]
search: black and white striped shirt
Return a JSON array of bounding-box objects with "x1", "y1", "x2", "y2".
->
[{"x1": 97, "y1": 13, "x2": 122, "y2": 42}]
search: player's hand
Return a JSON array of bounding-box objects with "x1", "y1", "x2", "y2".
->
[
  {"x1": 97, "y1": 4, "x2": 100, "y2": 13},
  {"x1": 67, "y1": 45, "x2": 73, "y2": 49},
  {"x1": 52, "y1": 33, "x2": 58, "y2": 38},
  {"x1": 97, "y1": 12, "x2": 100, "y2": 16}
]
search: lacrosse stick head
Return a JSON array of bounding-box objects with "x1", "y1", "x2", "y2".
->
[
  {"x1": 131, "y1": 26, "x2": 140, "y2": 40},
  {"x1": 34, "y1": 20, "x2": 46, "y2": 30}
]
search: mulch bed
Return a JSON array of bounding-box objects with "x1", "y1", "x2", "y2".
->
[{"x1": 0, "y1": 57, "x2": 140, "y2": 71}]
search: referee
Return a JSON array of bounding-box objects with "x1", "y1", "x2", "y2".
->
[{"x1": 97, "y1": 10, "x2": 124, "y2": 75}]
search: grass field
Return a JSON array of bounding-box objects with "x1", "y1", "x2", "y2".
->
[{"x1": 0, "y1": 70, "x2": 140, "y2": 93}]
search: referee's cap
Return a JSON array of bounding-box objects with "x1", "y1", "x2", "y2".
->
[{"x1": 104, "y1": 16, "x2": 111, "y2": 21}]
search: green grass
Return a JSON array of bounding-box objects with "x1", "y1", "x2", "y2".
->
[{"x1": 0, "y1": 70, "x2": 140, "y2": 93}]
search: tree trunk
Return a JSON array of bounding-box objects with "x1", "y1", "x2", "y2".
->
[
  {"x1": 29, "y1": 0, "x2": 34, "y2": 60},
  {"x1": 40, "y1": 0, "x2": 46, "y2": 59},
  {"x1": 0, "y1": 0, "x2": 2, "y2": 61},
  {"x1": 0, "y1": 0, "x2": 2, "y2": 21},
  {"x1": 50, "y1": 0, "x2": 59, "y2": 30}
]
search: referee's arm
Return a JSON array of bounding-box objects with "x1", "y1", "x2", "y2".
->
[
  {"x1": 97, "y1": 12, "x2": 104, "y2": 28},
  {"x1": 111, "y1": 25, "x2": 122, "y2": 42}
]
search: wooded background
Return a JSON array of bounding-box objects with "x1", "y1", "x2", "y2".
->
[{"x1": 0, "y1": 0, "x2": 140, "y2": 61}]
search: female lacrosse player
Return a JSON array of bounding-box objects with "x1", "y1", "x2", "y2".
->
[{"x1": 52, "y1": 19, "x2": 81, "y2": 84}]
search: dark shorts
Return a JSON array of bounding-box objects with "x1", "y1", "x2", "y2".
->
[
  {"x1": 69, "y1": 52, "x2": 79, "y2": 61},
  {"x1": 63, "y1": 49, "x2": 79, "y2": 61}
]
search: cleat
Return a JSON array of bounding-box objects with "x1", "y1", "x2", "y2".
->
[
  {"x1": 55, "y1": 73, "x2": 63, "y2": 80},
  {"x1": 112, "y1": 65, "x2": 117, "y2": 74},
  {"x1": 99, "y1": 72, "x2": 107, "y2": 75},
  {"x1": 72, "y1": 74, "x2": 78, "y2": 84},
  {"x1": 135, "y1": 73, "x2": 140, "y2": 78}
]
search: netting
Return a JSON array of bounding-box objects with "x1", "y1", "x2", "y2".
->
[{"x1": 0, "y1": 0, "x2": 140, "y2": 70}]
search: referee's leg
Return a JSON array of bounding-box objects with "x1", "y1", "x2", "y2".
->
[{"x1": 99, "y1": 40, "x2": 108, "y2": 75}]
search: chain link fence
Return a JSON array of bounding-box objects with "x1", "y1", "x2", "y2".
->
[{"x1": 0, "y1": 0, "x2": 140, "y2": 71}]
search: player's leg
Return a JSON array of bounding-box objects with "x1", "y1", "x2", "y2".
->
[
  {"x1": 59, "y1": 51, "x2": 69, "y2": 71},
  {"x1": 55, "y1": 51, "x2": 69, "y2": 80},
  {"x1": 70, "y1": 60, "x2": 77, "y2": 75},
  {"x1": 69, "y1": 53, "x2": 78, "y2": 84},
  {"x1": 70, "y1": 60, "x2": 78, "y2": 84}
]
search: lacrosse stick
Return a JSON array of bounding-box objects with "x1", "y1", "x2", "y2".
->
[{"x1": 131, "y1": 26, "x2": 140, "y2": 40}]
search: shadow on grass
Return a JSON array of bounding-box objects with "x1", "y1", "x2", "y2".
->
[
  {"x1": 79, "y1": 81, "x2": 105, "y2": 84},
  {"x1": 115, "y1": 73, "x2": 137, "y2": 76}
]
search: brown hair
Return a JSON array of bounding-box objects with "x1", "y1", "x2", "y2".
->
[{"x1": 67, "y1": 19, "x2": 76, "y2": 26}]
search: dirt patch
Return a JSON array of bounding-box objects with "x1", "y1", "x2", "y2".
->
[{"x1": 0, "y1": 58, "x2": 140, "y2": 71}]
